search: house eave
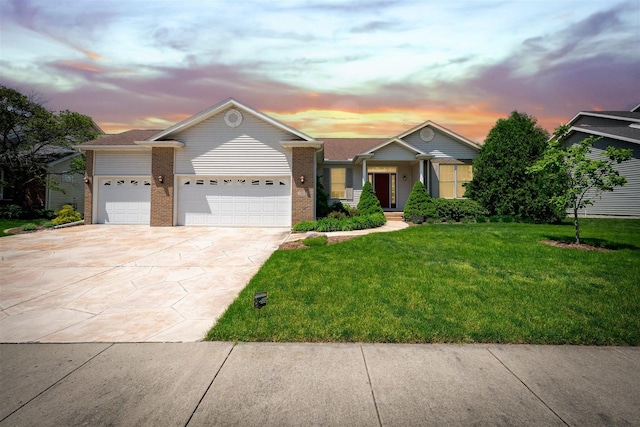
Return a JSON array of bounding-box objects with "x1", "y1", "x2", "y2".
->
[
  {"x1": 74, "y1": 145, "x2": 150, "y2": 152},
  {"x1": 569, "y1": 127, "x2": 640, "y2": 145},
  {"x1": 134, "y1": 140, "x2": 185, "y2": 148},
  {"x1": 279, "y1": 141, "x2": 323, "y2": 149}
]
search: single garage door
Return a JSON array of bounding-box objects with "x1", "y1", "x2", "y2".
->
[
  {"x1": 97, "y1": 177, "x2": 151, "y2": 224},
  {"x1": 177, "y1": 176, "x2": 291, "y2": 226}
]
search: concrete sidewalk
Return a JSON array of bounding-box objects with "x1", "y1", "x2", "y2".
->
[{"x1": 1, "y1": 343, "x2": 638, "y2": 426}]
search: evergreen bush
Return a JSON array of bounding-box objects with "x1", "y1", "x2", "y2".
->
[
  {"x1": 357, "y1": 181, "x2": 384, "y2": 216},
  {"x1": 316, "y1": 175, "x2": 330, "y2": 218},
  {"x1": 403, "y1": 182, "x2": 436, "y2": 221}
]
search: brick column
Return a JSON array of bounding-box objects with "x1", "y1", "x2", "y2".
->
[
  {"x1": 150, "y1": 147, "x2": 175, "y2": 226},
  {"x1": 83, "y1": 150, "x2": 94, "y2": 224},
  {"x1": 291, "y1": 147, "x2": 315, "y2": 226}
]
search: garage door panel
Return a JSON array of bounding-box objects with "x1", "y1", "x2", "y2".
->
[
  {"x1": 178, "y1": 176, "x2": 290, "y2": 226},
  {"x1": 97, "y1": 178, "x2": 150, "y2": 224}
]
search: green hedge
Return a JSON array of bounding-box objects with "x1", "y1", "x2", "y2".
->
[
  {"x1": 403, "y1": 191, "x2": 488, "y2": 223},
  {"x1": 292, "y1": 213, "x2": 386, "y2": 232}
]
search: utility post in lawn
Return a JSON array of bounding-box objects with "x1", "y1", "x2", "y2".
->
[{"x1": 528, "y1": 125, "x2": 632, "y2": 244}]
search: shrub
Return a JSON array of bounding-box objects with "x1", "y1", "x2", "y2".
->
[
  {"x1": 327, "y1": 211, "x2": 347, "y2": 220},
  {"x1": 52, "y1": 204, "x2": 82, "y2": 225},
  {"x1": 465, "y1": 111, "x2": 566, "y2": 223},
  {"x1": 302, "y1": 235, "x2": 328, "y2": 247},
  {"x1": 357, "y1": 181, "x2": 384, "y2": 216},
  {"x1": 433, "y1": 199, "x2": 488, "y2": 222},
  {"x1": 0, "y1": 204, "x2": 23, "y2": 219},
  {"x1": 316, "y1": 175, "x2": 330, "y2": 218},
  {"x1": 292, "y1": 213, "x2": 386, "y2": 233},
  {"x1": 41, "y1": 220, "x2": 55, "y2": 228},
  {"x1": 403, "y1": 182, "x2": 437, "y2": 221},
  {"x1": 292, "y1": 221, "x2": 317, "y2": 232},
  {"x1": 21, "y1": 223, "x2": 38, "y2": 231}
]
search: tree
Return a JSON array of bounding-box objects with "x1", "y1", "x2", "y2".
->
[
  {"x1": 357, "y1": 181, "x2": 384, "y2": 216},
  {"x1": 528, "y1": 125, "x2": 632, "y2": 244},
  {"x1": 465, "y1": 111, "x2": 566, "y2": 223},
  {"x1": 0, "y1": 85, "x2": 98, "y2": 209}
]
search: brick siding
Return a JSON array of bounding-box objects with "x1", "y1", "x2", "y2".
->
[
  {"x1": 150, "y1": 147, "x2": 174, "y2": 226},
  {"x1": 83, "y1": 150, "x2": 94, "y2": 223},
  {"x1": 291, "y1": 147, "x2": 316, "y2": 225}
]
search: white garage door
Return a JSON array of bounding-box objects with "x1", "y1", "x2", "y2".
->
[
  {"x1": 177, "y1": 176, "x2": 291, "y2": 226},
  {"x1": 97, "y1": 178, "x2": 151, "y2": 224}
]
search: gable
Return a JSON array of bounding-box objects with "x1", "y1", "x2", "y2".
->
[
  {"x1": 174, "y1": 106, "x2": 297, "y2": 175},
  {"x1": 367, "y1": 139, "x2": 422, "y2": 161},
  {"x1": 402, "y1": 126, "x2": 478, "y2": 159}
]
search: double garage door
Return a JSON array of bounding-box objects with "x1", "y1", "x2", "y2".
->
[
  {"x1": 177, "y1": 176, "x2": 291, "y2": 226},
  {"x1": 96, "y1": 176, "x2": 291, "y2": 226}
]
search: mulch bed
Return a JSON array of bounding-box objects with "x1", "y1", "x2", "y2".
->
[
  {"x1": 278, "y1": 235, "x2": 356, "y2": 250},
  {"x1": 540, "y1": 240, "x2": 613, "y2": 252}
]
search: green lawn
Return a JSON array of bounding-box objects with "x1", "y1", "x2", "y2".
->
[
  {"x1": 207, "y1": 219, "x2": 640, "y2": 345},
  {"x1": 0, "y1": 219, "x2": 34, "y2": 237}
]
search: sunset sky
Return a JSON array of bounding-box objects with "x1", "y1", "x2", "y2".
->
[{"x1": 1, "y1": 0, "x2": 638, "y2": 142}]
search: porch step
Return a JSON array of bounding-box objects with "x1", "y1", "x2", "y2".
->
[{"x1": 384, "y1": 212, "x2": 404, "y2": 221}]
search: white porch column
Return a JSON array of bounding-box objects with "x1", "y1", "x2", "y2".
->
[
  {"x1": 419, "y1": 160, "x2": 424, "y2": 184},
  {"x1": 362, "y1": 159, "x2": 367, "y2": 186}
]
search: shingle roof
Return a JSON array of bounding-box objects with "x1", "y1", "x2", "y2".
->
[
  {"x1": 320, "y1": 138, "x2": 387, "y2": 161},
  {"x1": 582, "y1": 111, "x2": 640, "y2": 121},
  {"x1": 78, "y1": 129, "x2": 162, "y2": 146},
  {"x1": 572, "y1": 125, "x2": 640, "y2": 144}
]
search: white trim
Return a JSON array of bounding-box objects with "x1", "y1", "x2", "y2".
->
[
  {"x1": 149, "y1": 98, "x2": 316, "y2": 142},
  {"x1": 569, "y1": 126, "x2": 640, "y2": 145},
  {"x1": 363, "y1": 137, "x2": 426, "y2": 156},
  {"x1": 567, "y1": 111, "x2": 640, "y2": 126},
  {"x1": 394, "y1": 121, "x2": 480, "y2": 150},
  {"x1": 134, "y1": 140, "x2": 184, "y2": 148},
  {"x1": 279, "y1": 141, "x2": 323, "y2": 149},
  {"x1": 75, "y1": 145, "x2": 150, "y2": 152}
]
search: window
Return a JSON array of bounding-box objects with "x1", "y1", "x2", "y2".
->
[
  {"x1": 439, "y1": 164, "x2": 472, "y2": 198},
  {"x1": 330, "y1": 168, "x2": 346, "y2": 199}
]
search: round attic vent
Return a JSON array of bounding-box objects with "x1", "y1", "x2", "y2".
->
[
  {"x1": 224, "y1": 109, "x2": 243, "y2": 128},
  {"x1": 420, "y1": 127, "x2": 434, "y2": 142}
]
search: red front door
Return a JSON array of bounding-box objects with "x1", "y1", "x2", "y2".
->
[{"x1": 374, "y1": 174, "x2": 390, "y2": 208}]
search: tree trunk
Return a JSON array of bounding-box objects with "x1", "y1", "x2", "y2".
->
[{"x1": 573, "y1": 207, "x2": 580, "y2": 244}]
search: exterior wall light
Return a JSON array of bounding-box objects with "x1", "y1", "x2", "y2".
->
[
  {"x1": 299, "y1": 175, "x2": 305, "y2": 184},
  {"x1": 158, "y1": 175, "x2": 164, "y2": 183},
  {"x1": 403, "y1": 175, "x2": 407, "y2": 181},
  {"x1": 84, "y1": 175, "x2": 90, "y2": 184}
]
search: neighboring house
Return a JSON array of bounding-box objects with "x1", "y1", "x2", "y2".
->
[
  {"x1": 563, "y1": 104, "x2": 640, "y2": 217},
  {"x1": 0, "y1": 146, "x2": 86, "y2": 214},
  {"x1": 76, "y1": 98, "x2": 479, "y2": 227},
  {"x1": 45, "y1": 148, "x2": 85, "y2": 214}
]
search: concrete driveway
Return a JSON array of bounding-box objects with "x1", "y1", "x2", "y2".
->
[{"x1": 0, "y1": 225, "x2": 289, "y2": 343}]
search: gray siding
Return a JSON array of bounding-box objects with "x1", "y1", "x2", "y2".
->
[
  {"x1": 403, "y1": 128, "x2": 478, "y2": 159},
  {"x1": 372, "y1": 143, "x2": 417, "y2": 161},
  {"x1": 94, "y1": 151, "x2": 151, "y2": 175},
  {"x1": 566, "y1": 134, "x2": 639, "y2": 216},
  {"x1": 46, "y1": 157, "x2": 85, "y2": 214},
  {"x1": 174, "y1": 108, "x2": 296, "y2": 176}
]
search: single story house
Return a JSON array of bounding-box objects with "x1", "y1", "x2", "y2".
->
[
  {"x1": 563, "y1": 104, "x2": 640, "y2": 217},
  {"x1": 76, "y1": 98, "x2": 480, "y2": 227}
]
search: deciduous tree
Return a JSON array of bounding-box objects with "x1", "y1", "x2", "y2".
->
[
  {"x1": 0, "y1": 85, "x2": 98, "y2": 209},
  {"x1": 528, "y1": 125, "x2": 632, "y2": 244}
]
